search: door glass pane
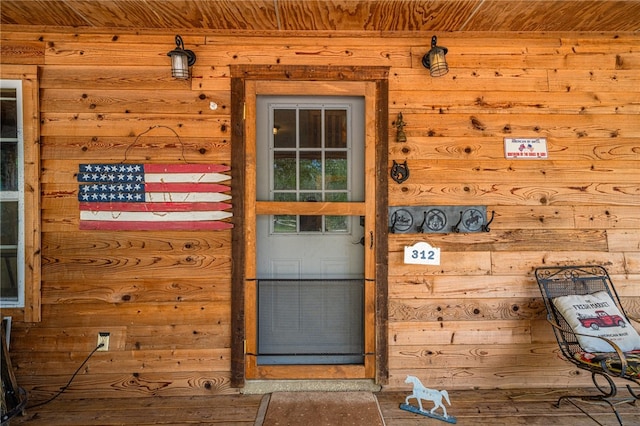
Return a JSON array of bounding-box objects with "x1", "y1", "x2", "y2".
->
[
  {"x1": 326, "y1": 193, "x2": 348, "y2": 202},
  {"x1": 273, "y1": 109, "x2": 296, "y2": 148},
  {"x1": 273, "y1": 192, "x2": 297, "y2": 233},
  {"x1": 299, "y1": 192, "x2": 321, "y2": 202},
  {"x1": 300, "y1": 215, "x2": 322, "y2": 232},
  {"x1": 273, "y1": 215, "x2": 296, "y2": 233},
  {"x1": 325, "y1": 151, "x2": 347, "y2": 190},
  {"x1": 0, "y1": 142, "x2": 18, "y2": 191},
  {"x1": 325, "y1": 110, "x2": 347, "y2": 148},
  {"x1": 274, "y1": 192, "x2": 296, "y2": 202},
  {"x1": 273, "y1": 151, "x2": 296, "y2": 190},
  {"x1": 299, "y1": 151, "x2": 322, "y2": 190},
  {"x1": 299, "y1": 192, "x2": 321, "y2": 233},
  {"x1": 325, "y1": 216, "x2": 348, "y2": 233},
  {"x1": 299, "y1": 109, "x2": 321, "y2": 148}
]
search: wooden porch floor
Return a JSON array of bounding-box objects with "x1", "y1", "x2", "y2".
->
[{"x1": 9, "y1": 388, "x2": 639, "y2": 425}]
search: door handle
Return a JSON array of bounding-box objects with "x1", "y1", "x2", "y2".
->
[{"x1": 370, "y1": 231, "x2": 374, "y2": 249}]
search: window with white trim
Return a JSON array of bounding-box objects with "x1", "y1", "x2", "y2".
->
[{"x1": 1, "y1": 80, "x2": 24, "y2": 307}]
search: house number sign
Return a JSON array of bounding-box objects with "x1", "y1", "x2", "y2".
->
[{"x1": 404, "y1": 242, "x2": 441, "y2": 265}]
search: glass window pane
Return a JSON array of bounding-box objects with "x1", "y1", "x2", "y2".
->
[
  {"x1": 1, "y1": 142, "x2": 18, "y2": 191},
  {"x1": 0, "y1": 88, "x2": 17, "y2": 97},
  {"x1": 325, "y1": 151, "x2": 347, "y2": 190},
  {"x1": 273, "y1": 192, "x2": 296, "y2": 202},
  {"x1": 299, "y1": 109, "x2": 321, "y2": 148},
  {"x1": 325, "y1": 216, "x2": 348, "y2": 233},
  {"x1": 299, "y1": 151, "x2": 321, "y2": 190},
  {"x1": 1, "y1": 91, "x2": 18, "y2": 139},
  {"x1": 325, "y1": 110, "x2": 347, "y2": 148},
  {"x1": 273, "y1": 109, "x2": 296, "y2": 148},
  {"x1": 326, "y1": 192, "x2": 348, "y2": 202},
  {"x1": 0, "y1": 202, "x2": 18, "y2": 245},
  {"x1": 300, "y1": 215, "x2": 322, "y2": 232},
  {"x1": 273, "y1": 215, "x2": 297, "y2": 233},
  {"x1": 273, "y1": 151, "x2": 296, "y2": 190},
  {"x1": 0, "y1": 247, "x2": 18, "y2": 299},
  {"x1": 299, "y1": 192, "x2": 322, "y2": 202}
]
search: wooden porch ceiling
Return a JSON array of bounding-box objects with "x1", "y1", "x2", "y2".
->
[{"x1": 2, "y1": 0, "x2": 639, "y2": 33}]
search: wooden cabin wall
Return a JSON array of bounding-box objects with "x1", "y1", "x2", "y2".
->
[{"x1": 1, "y1": 29, "x2": 639, "y2": 398}]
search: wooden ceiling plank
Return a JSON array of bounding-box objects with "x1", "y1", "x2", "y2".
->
[
  {"x1": 0, "y1": 0, "x2": 92, "y2": 27},
  {"x1": 67, "y1": 0, "x2": 170, "y2": 29},
  {"x1": 365, "y1": 0, "x2": 480, "y2": 32},
  {"x1": 468, "y1": 0, "x2": 640, "y2": 32},
  {"x1": 1, "y1": 0, "x2": 639, "y2": 34},
  {"x1": 195, "y1": 0, "x2": 279, "y2": 31}
]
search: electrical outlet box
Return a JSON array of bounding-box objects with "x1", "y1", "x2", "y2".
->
[{"x1": 97, "y1": 332, "x2": 110, "y2": 351}]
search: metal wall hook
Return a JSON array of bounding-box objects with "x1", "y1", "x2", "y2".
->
[
  {"x1": 418, "y1": 211, "x2": 428, "y2": 233},
  {"x1": 389, "y1": 211, "x2": 398, "y2": 234},
  {"x1": 482, "y1": 210, "x2": 495, "y2": 232},
  {"x1": 452, "y1": 211, "x2": 463, "y2": 233}
]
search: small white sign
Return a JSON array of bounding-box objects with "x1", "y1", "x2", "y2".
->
[
  {"x1": 504, "y1": 137, "x2": 548, "y2": 159},
  {"x1": 404, "y1": 242, "x2": 441, "y2": 265}
]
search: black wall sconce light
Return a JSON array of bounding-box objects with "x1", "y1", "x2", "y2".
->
[
  {"x1": 167, "y1": 35, "x2": 196, "y2": 80},
  {"x1": 422, "y1": 35, "x2": 448, "y2": 77}
]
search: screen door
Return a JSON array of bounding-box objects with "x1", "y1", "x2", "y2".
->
[{"x1": 255, "y1": 96, "x2": 365, "y2": 365}]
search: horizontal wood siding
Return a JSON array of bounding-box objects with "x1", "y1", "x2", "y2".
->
[{"x1": 0, "y1": 30, "x2": 638, "y2": 398}]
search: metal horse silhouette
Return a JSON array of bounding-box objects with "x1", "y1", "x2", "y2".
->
[{"x1": 400, "y1": 375, "x2": 456, "y2": 423}]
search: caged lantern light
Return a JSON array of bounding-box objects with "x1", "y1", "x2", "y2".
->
[
  {"x1": 422, "y1": 36, "x2": 449, "y2": 77},
  {"x1": 167, "y1": 35, "x2": 196, "y2": 80}
]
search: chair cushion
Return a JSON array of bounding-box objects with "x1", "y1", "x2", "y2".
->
[
  {"x1": 574, "y1": 350, "x2": 640, "y2": 378},
  {"x1": 552, "y1": 290, "x2": 640, "y2": 352}
]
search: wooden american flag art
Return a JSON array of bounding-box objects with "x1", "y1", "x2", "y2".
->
[{"x1": 77, "y1": 163, "x2": 233, "y2": 231}]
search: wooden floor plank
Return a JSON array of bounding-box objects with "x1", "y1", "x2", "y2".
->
[
  {"x1": 9, "y1": 389, "x2": 638, "y2": 425},
  {"x1": 378, "y1": 389, "x2": 639, "y2": 426}
]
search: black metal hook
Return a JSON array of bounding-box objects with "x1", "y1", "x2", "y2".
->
[
  {"x1": 389, "y1": 211, "x2": 398, "y2": 234},
  {"x1": 452, "y1": 211, "x2": 463, "y2": 233},
  {"x1": 482, "y1": 210, "x2": 495, "y2": 232},
  {"x1": 418, "y1": 211, "x2": 428, "y2": 233}
]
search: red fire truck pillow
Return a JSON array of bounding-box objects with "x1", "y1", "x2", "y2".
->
[{"x1": 552, "y1": 291, "x2": 640, "y2": 353}]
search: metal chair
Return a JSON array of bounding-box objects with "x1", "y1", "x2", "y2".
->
[{"x1": 535, "y1": 265, "x2": 639, "y2": 425}]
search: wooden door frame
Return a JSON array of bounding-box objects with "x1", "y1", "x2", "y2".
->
[{"x1": 230, "y1": 65, "x2": 388, "y2": 387}]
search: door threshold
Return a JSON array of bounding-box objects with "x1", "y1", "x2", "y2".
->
[{"x1": 241, "y1": 379, "x2": 381, "y2": 395}]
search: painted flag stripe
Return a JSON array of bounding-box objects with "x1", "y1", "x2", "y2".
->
[
  {"x1": 79, "y1": 202, "x2": 232, "y2": 212},
  {"x1": 145, "y1": 192, "x2": 231, "y2": 202},
  {"x1": 143, "y1": 164, "x2": 230, "y2": 173},
  {"x1": 79, "y1": 220, "x2": 234, "y2": 231},
  {"x1": 144, "y1": 172, "x2": 229, "y2": 184},
  {"x1": 80, "y1": 210, "x2": 232, "y2": 222},
  {"x1": 143, "y1": 183, "x2": 230, "y2": 193}
]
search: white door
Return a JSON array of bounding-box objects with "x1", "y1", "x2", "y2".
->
[{"x1": 256, "y1": 96, "x2": 365, "y2": 364}]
